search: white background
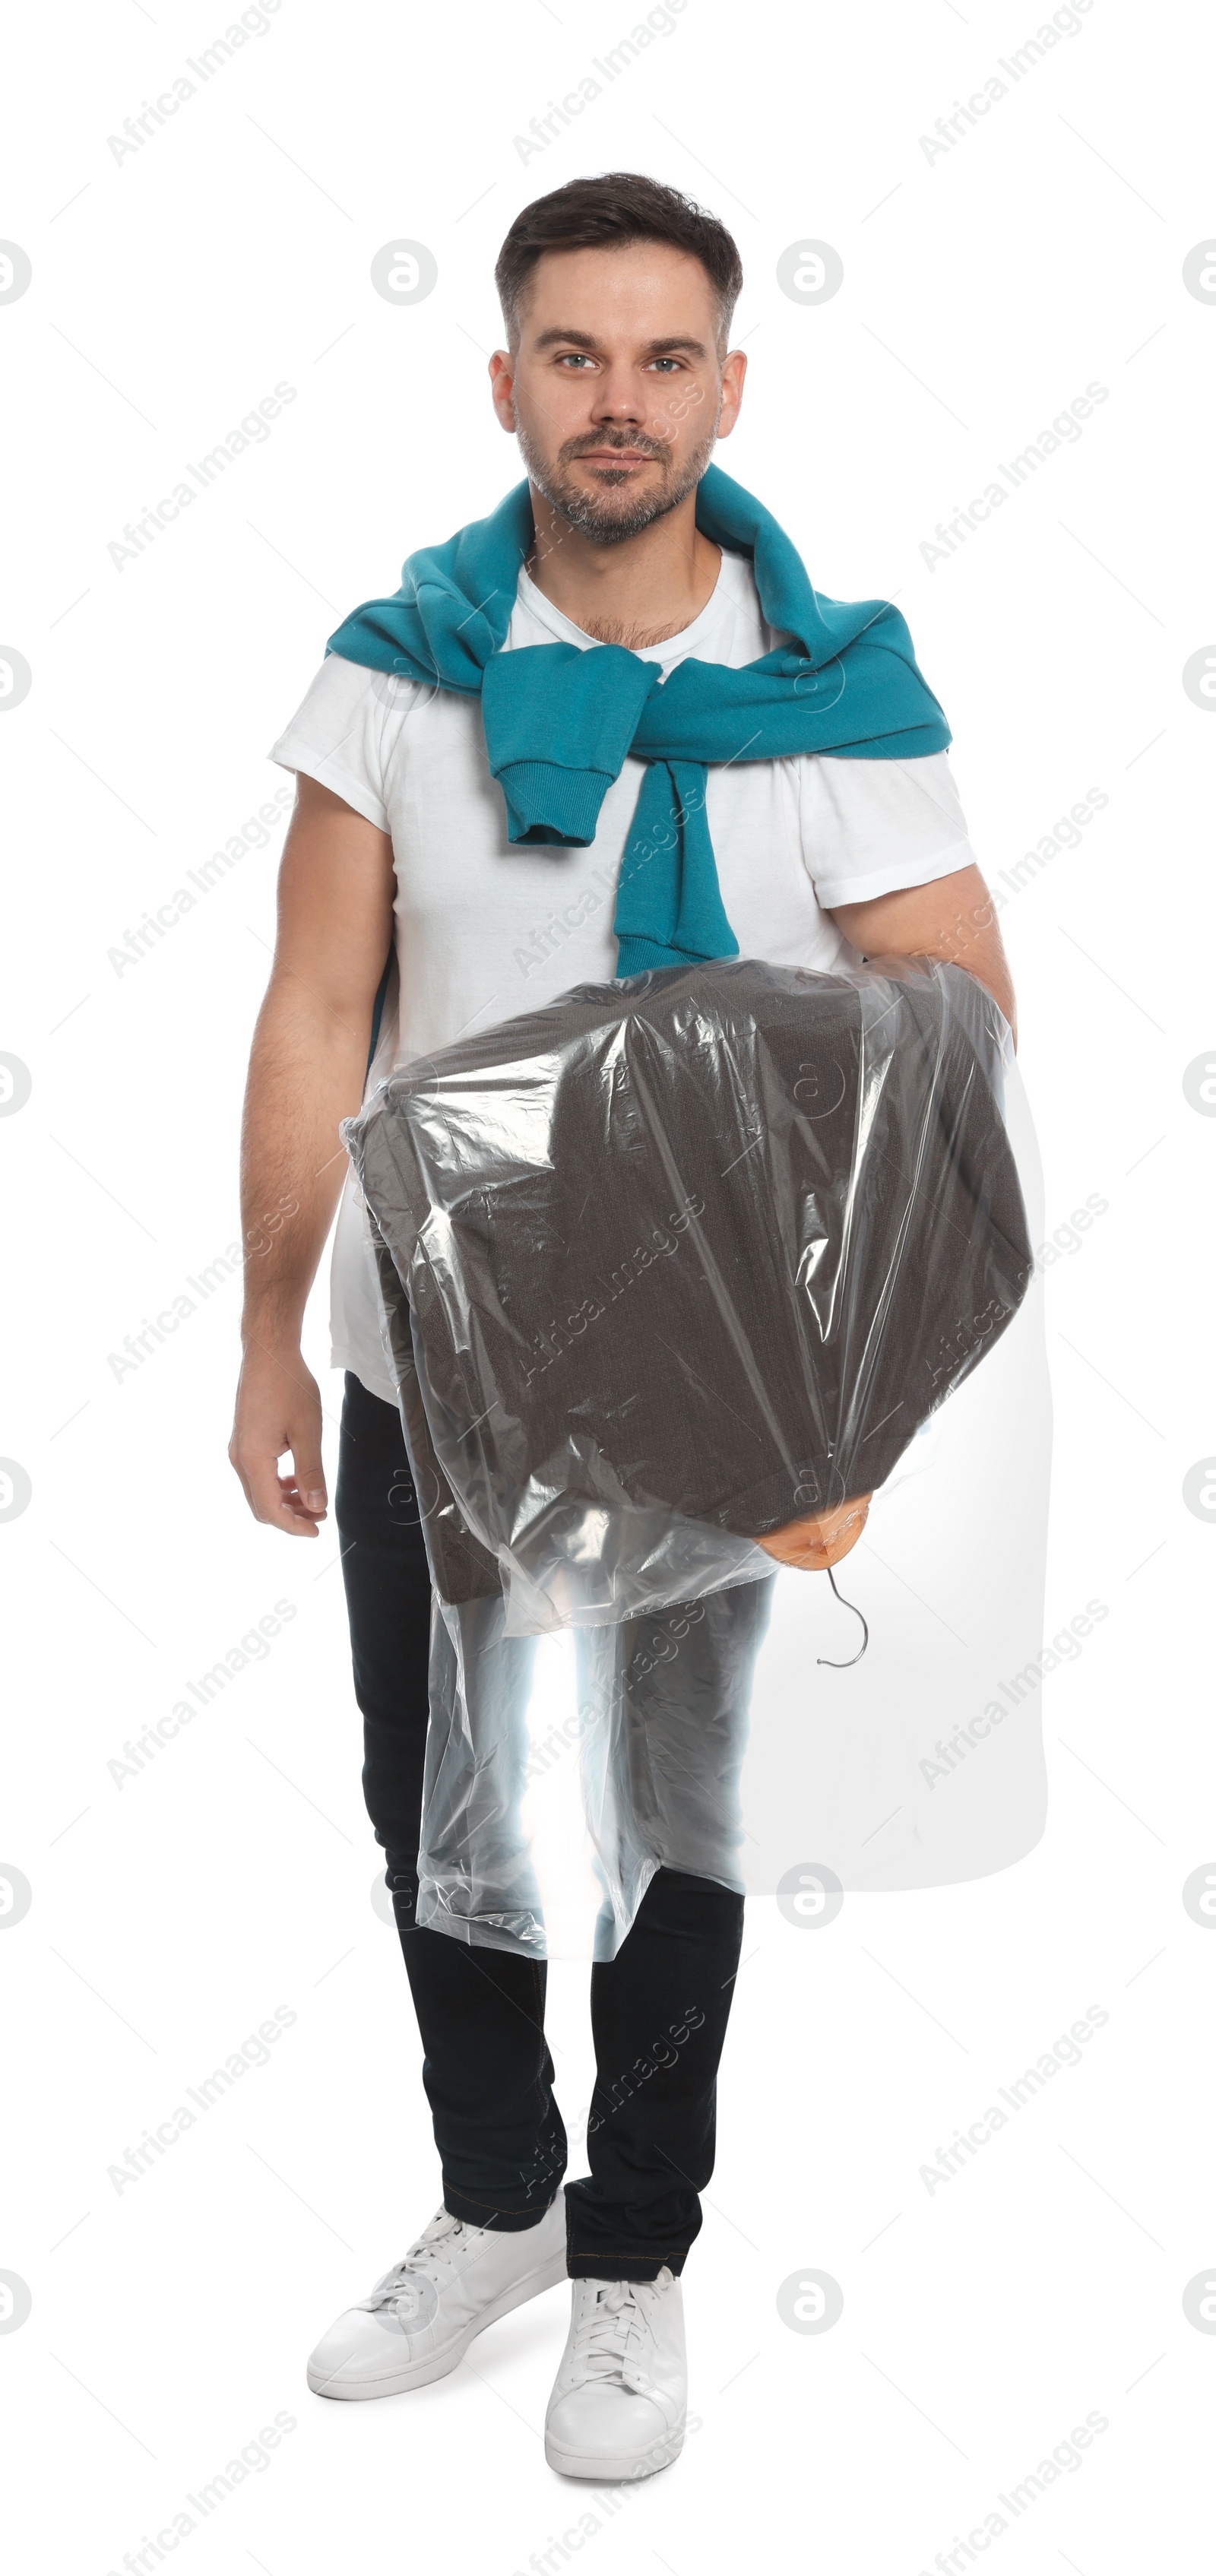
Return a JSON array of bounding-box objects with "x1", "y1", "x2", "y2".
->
[{"x1": 2, "y1": 0, "x2": 1214, "y2": 2567}]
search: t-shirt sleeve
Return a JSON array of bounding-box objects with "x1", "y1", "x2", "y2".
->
[
  {"x1": 269, "y1": 653, "x2": 419, "y2": 835},
  {"x1": 800, "y1": 749, "x2": 977, "y2": 910}
]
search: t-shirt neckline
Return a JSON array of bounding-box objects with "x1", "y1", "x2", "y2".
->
[{"x1": 515, "y1": 548, "x2": 748, "y2": 663}]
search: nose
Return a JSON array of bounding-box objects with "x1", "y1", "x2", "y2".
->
[{"x1": 587, "y1": 366, "x2": 649, "y2": 428}]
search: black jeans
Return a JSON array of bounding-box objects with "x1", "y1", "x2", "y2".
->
[{"x1": 334, "y1": 1369, "x2": 746, "y2": 2281}]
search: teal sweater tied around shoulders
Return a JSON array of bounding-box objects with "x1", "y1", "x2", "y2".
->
[{"x1": 326, "y1": 465, "x2": 952, "y2": 978}]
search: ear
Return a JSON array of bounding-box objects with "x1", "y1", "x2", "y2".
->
[
  {"x1": 715, "y1": 347, "x2": 748, "y2": 441},
  {"x1": 489, "y1": 349, "x2": 517, "y2": 433}
]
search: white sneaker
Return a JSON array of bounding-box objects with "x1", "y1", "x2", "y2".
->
[
  {"x1": 307, "y1": 2193, "x2": 567, "y2": 2399},
  {"x1": 544, "y1": 2269, "x2": 686, "y2": 2480}
]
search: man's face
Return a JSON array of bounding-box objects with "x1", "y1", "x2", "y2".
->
[{"x1": 489, "y1": 240, "x2": 746, "y2": 545}]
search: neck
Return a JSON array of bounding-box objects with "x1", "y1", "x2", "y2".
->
[{"x1": 523, "y1": 483, "x2": 722, "y2": 650}]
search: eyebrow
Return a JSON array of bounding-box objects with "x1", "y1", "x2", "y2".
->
[{"x1": 531, "y1": 328, "x2": 711, "y2": 359}]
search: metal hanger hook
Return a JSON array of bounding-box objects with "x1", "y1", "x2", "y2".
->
[{"x1": 816, "y1": 1562, "x2": 869, "y2": 1667}]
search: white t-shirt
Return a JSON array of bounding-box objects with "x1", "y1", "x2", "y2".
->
[{"x1": 271, "y1": 547, "x2": 977, "y2": 1404}]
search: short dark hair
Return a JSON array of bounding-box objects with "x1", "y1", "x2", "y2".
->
[{"x1": 495, "y1": 171, "x2": 743, "y2": 351}]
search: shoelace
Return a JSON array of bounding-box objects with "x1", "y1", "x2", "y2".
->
[
  {"x1": 571, "y1": 2279, "x2": 657, "y2": 2382},
  {"x1": 363, "y1": 2209, "x2": 482, "y2": 2320}
]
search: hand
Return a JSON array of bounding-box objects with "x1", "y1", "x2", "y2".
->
[
  {"x1": 230, "y1": 1339, "x2": 328, "y2": 1537},
  {"x1": 758, "y1": 1492, "x2": 871, "y2": 1572}
]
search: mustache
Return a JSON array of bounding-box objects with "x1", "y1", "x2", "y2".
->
[{"x1": 562, "y1": 433, "x2": 671, "y2": 464}]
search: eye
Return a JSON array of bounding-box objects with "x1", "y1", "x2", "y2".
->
[
  {"x1": 556, "y1": 352, "x2": 596, "y2": 369},
  {"x1": 649, "y1": 357, "x2": 682, "y2": 373}
]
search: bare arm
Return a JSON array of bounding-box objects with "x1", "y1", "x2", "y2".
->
[
  {"x1": 828, "y1": 860, "x2": 1017, "y2": 1048},
  {"x1": 229, "y1": 775, "x2": 394, "y2": 1536}
]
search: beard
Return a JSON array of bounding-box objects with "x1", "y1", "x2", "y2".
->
[{"x1": 516, "y1": 417, "x2": 720, "y2": 547}]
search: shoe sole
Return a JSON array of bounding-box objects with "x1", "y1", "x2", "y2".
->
[
  {"x1": 307, "y1": 2247, "x2": 568, "y2": 2399},
  {"x1": 544, "y1": 2417, "x2": 686, "y2": 2481}
]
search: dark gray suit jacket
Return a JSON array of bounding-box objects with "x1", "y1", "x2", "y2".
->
[{"x1": 347, "y1": 958, "x2": 1032, "y2": 1606}]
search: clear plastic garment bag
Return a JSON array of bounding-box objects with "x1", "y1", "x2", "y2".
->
[{"x1": 344, "y1": 956, "x2": 1051, "y2": 1960}]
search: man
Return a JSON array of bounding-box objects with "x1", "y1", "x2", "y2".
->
[{"x1": 230, "y1": 171, "x2": 1015, "y2": 2482}]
